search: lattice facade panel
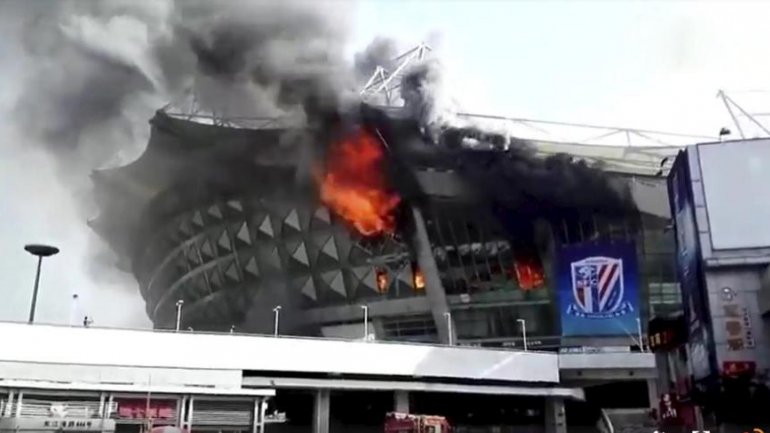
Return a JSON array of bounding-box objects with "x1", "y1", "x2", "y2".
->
[{"x1": 135, "y1": 193, "x2": 416, "y2": 332}]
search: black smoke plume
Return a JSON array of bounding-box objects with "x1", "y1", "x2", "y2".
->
[{"x1": 399, "y1": 58, "x2": 634, "y2": 216}]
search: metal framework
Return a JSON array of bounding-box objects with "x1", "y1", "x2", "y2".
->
[
  {"x1": 159, "y1": 42, "x2": 719, "y2": 175},
  {"x1": 360, "y1": 42, "x2": 432, "y2": 105},
  {"x1": 717, "y1": 89, "x2": 770, "y2": 139},
  {"x1": 359, "y1": 43, "x2": 714, "y2": 149}
]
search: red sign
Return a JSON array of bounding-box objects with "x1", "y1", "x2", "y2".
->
[
  {"x1": 117, "y1": 399, "x2": 175, "y2": 420},
  {"x1": 722, "y1": 361, "x2": 756, "y2": 377}
]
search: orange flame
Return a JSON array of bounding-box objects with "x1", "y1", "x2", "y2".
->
[
  {"x1": 318, "y1": 128, "x2": 400, "y2": 236},
  {"x1": 376, "y1": 268, "x2": 389, "y2": 293},
  {"x1": 413, "y1": 266, "x2": 425, "y2": 290}
]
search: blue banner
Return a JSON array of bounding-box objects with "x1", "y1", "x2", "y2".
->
[
  {"x1": 668, "y1": 150, "x2": 717, "y2": 381},
  {"x1": 557, "y1": 242, "x2": 641, "y2": 337}
]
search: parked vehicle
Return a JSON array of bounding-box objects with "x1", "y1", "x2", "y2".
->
[{"x1": 384, "y1": 412, "x2": 451, "y2": 433}]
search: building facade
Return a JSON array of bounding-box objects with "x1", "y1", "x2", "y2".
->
[{"x1": 91, "y1": 106, "x2": 683, "y2": 351}]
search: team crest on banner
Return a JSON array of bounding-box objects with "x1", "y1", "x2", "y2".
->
[
  {"x1": 568, "y1": 256, "x2": 632, "y2": 318},
  {"x1": 558, "y1": 242, "x2": 640, "y2": 336}
]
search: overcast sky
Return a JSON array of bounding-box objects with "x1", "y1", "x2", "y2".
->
[{"x1": 2, "y1": 0, "x2": 770, "y2": 329}]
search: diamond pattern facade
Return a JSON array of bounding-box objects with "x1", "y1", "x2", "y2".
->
[{"x1": 135, "y1": 194, "x2": 416, "y2": 332}]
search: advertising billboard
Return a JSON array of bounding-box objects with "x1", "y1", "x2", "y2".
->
[
  {"x1": 557, "y1": 242, "x2": 641, "y2": 337},
  {"x1": 697, "y1": 139, "x2": 770, "y2": 250},
  {"x1": 667, "y1": 150, "x2": 716, "y2": 381}
]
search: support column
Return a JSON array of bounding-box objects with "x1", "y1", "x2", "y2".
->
[
  {"x1": 252, "y1": 397, "x2": 267, "y2": 433},
  {"x1": 3, "y1": 391, "x2": 14, "y2": 417},
  {"x1": 646, "y1": 378, "x2": 659, "y2": 410},
  {"x1": 312, "y1": 389, "x2": 331, "y2": 433},
  {"x1": 544, "y1": 398, "x2": 567, "y2": 433},
  {"x1": 394, "y1": 391, "x2": 410, "y2": 413},
  {"x1": 410, "y1": 206, "x2": 452, "y2": 344}
]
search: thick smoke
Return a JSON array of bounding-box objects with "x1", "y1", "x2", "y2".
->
[
  {"x1": 354, "y1": 37, "x2": 398, "y2": 82},
  {"x1": 399, "y1": 56, "x2": 634, "y2": 214},
  {"x1": 0, "y1": 0, "x2": 355, "y2": 326}
]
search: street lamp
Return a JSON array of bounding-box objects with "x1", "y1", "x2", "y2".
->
[
  {"x1": 360, "y1": 305, "x2": 369, "y2": 340},
  {"x1": 273, "y1": 306, "x2": 282, "y2": 337},
  {"x1": 517, "y1": 319, "x2": 528, "y2": 351},
  {"x1": 444, "y1": 312, "x2": 453, "y2": 346},
  {"x1": 24, "y1": 244, "x2": 59, "y2": 324},
  {"x1": 175, "y1": 300, "x2": 184, "y2": 332}
]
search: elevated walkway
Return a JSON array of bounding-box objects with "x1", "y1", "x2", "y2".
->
[{"x1": 0, "y1": 321, "x2": 575, "y2": 398}]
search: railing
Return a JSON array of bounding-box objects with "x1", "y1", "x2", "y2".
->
[{"x1": 0, "y1": 320, "x2": 651, "y2": 359}]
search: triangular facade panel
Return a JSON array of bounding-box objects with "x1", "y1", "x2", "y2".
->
[
  {"x1": 321, "y1": 270, "x2": 347, "y2": 298},
  {"x1": 352, "y1": 266, "x2": 378, "y2": 292},
  {"x1": 284, "y1": 209, "x2": 301, "y2": 231},
  {"x1": 291, "y1": 242, "x2": 310, "y2": 266},
  {"x1": 224, "y1": 261, "x2": 240, "y2": 283},
  {"x1": 200, "y1": 239, "x2": 214, "y2": 259},
  {"x1": 227, "y1": 200, "x2": 243, "y2": 212},
  {"x1": 298, "y1": 276, "x2": 317, "y2": 301},
  {"x1": 218, "y1": 230, "x2": 231, "y2": 252},
  {"x1": 257, "y1": 215, "x2": 274, "y2": 238},
  {"x1": 243, "y1": 257, "x2": 259, "y2": 279},
  {"x1": 187, "y1": 246, "x2": 201, "y2": 265},
  {"x1": 209, "y1": 269, "x2": 223, "y2": 291},
  {"x1": 236, "y1": 222, "x2": 251, "y2": 245},
  {"x1": 192, "y1": 210, "x2": 204, "y2": 227},
  {"x1": 179, "y1": 218, "x2": 193, "y2": 237},
  {"x1": 208, "y1": 205, "x2": 223, "y2": 220}
]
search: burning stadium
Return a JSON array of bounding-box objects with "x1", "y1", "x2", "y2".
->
[
  {"x1": 79, "y1": 28, "x2": 677, "y2": 348},
  {"x1": 89, "y1": 75, "x2": 685, "y2": 348}
]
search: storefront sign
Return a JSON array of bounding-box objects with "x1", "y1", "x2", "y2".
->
[
  {"x1": 668, "y1": 151, "x2": 717, "y2": 381},
  {"x1": 43, "y1": 419, "x2": 95, "y2": 429},
  {"x1": 116, "y1": 399, "x2": 175, "y2": 420}
]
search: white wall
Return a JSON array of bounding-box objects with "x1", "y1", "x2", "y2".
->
[
  {"x1": 0, "y1": 322, "x2": 559, "y2": 384},
  {"x1": 697, "y1": 139, "x2": 770, "y2": 250},
  {"x1": 0, "y1": 361, "x2": 242, "y2": 389}
]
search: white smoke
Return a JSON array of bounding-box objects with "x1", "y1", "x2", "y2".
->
[{"x1": 0, "y1": 0, "x2": 356, "y2": 327}]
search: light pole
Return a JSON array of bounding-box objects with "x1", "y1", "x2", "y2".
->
[
  {"x1": 273, "y1": 306, "x2": 282, "y2": 337},
  {"x1": 444, "y1": 312, "x2": 453, "y2": 346},
  {"x1": 175, "y1": 300, "x2": 184, "y2": 332},
  {"x1": 360, "y1": 305, "x2": 369, "y2": 340},
  {"x1": 24, "y1": 244, "x2": 60, "y2": 324},
  {"x1": 517, "y1": 319, "x2": 528, "y2": 351}
]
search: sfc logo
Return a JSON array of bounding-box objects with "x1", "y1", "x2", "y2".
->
[{"x1": 567, "y1": 256, "x2": 633, "y2": 319}]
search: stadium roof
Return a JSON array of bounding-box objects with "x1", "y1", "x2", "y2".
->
[{"x1": 162, "y1": 106, "x2": 703, "y2": 178}]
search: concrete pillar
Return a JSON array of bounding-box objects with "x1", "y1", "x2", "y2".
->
[
  {"x1": 313, "y1": 389, "x2": 331, "y2": 433},
  {"x1": 544, "y1": 398, "x2": 567, "y2": 433},
  {"x1": 646, "y1": 377, "x2": 659, "y2": 410},
  {"x1": 410, "y1": 206, "x2": 452, "y2": 344},
  {"x1": 3, "y1": 391, "x2": 13, "y2": 417},
  {"x1": 394, "y1": 390, "x2": 410, "y2": 413}
]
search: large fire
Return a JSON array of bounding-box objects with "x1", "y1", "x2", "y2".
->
[{"x1": 318, "y1": 127, "x2": 401, "y2": 236}]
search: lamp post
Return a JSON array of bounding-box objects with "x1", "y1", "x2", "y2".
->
[
  {"x1": 273, "y1": 306, "x2": 282, "y2": 337},
  {"x1": 24, "y1": 244, "x2": 59, "y2": 324},
  {"x1": 175, "y1": 300, "x2": 184, "y2": 332},
  {"x1": 360, "y1": 305, "x2": 369, "y2": 340},
  {"x1": 444, "y1": 312, "x2": 453, "y2": 346},
  {"x1": 517, "y1": 319, "x2": 528, "y2": 351}
]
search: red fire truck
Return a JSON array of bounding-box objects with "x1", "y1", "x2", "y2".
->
[{"x1": 384, "y1": 412, "x2": 452, "y2": 433}]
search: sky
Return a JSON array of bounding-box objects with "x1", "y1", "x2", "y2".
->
[{"x1": 2, "y1": 0, "x2": 770, "y2": 329}]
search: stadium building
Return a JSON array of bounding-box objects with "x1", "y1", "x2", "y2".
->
[{"x1": 90, "y1": 102, "x2": 690, "y2": 351}]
